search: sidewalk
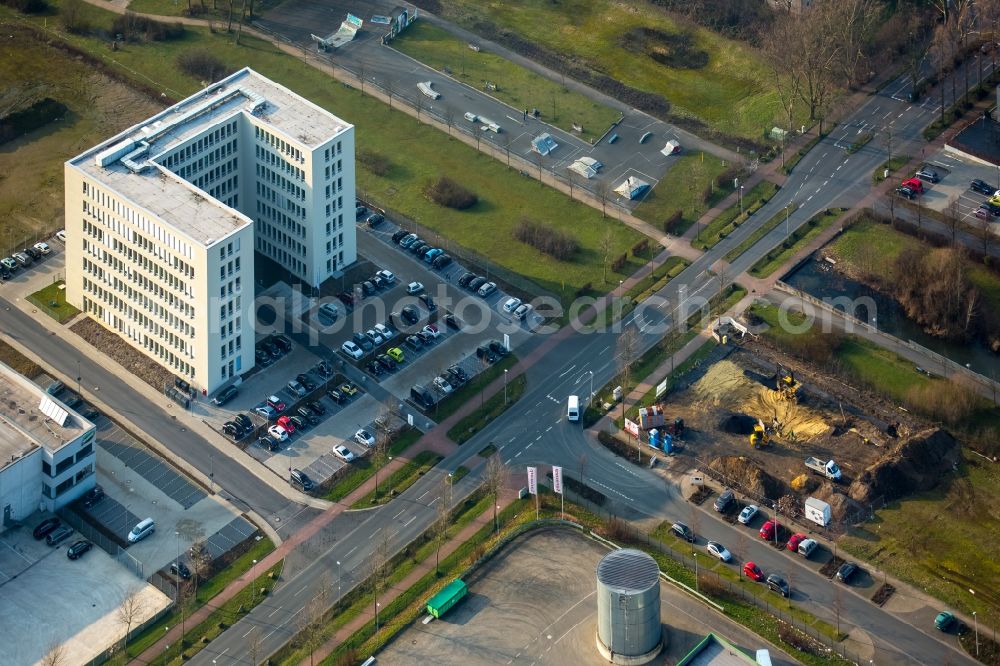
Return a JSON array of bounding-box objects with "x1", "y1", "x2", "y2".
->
[
  {"x1": 128, "y1": 433, "x2": 457, "y2": 665},
  {"x1": 302, "y1": 482, "x2": 516, "y2": 665}
]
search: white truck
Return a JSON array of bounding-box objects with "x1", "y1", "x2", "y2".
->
[
  {"x1": 805, "y1": 457, "x2": 842, "y2": 481},
  {"x1": 805, "y1": 497, "x2": 831, "y2": 527}
]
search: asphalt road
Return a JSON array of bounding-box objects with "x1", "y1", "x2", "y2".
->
[
  {"x1": 0, "y1": 298, "x2": 313, "y2": 537},
  {"x1": 189, "y1": 65, "x2": 978, "y2": 665}
]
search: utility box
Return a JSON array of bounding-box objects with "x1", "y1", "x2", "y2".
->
[{"x1": 805, "y1": 497, "x2": 831, "y2": 527}]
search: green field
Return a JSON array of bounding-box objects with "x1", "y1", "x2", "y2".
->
[
  {"x1": 393, "y1": 21, "x2": 619, "y2": 142},
  {"x1": 692, "y1": 180, "x2": 779, "y2": 250},
  {"x1": 632, "y1": 153, "x2": 734, "y2": 235},
  {"x1": 424, "y1": 0, "x2": 794, "y2": 141},
  {"x1": 0, "y1": 26, "x2": 162, "y2": 254},
  {"x1": 27, "y1": 280, "x2": 80, "y2": 323},
  {"x1": 748, "y1": 208, "x2": 844, "y2": 278},
  {"x1": 2, "y1": 1, "x2": 646, "y2": 306}
]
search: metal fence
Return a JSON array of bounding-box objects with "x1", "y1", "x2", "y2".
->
[{"x1": 60, "y1": 509, "x2": 145, "y2": 579}]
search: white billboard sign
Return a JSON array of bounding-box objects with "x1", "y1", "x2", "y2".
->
[
  {"x1": 527, "y1": 466, "x2": 537, "y2": 495},
  {"x1": 552, "y1": 466, "x2": 563, "y2": 495}
]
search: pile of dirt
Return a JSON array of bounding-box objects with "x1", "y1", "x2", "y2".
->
[
  {"x1": 709, "y1": 456, "x2": 786, "y2": 501},
  {"x1": 719, "y1": 413, "x2": 756, "y2": 434},
  {"x1": 742, "y1": 388, "x2": 829, "y2": 442},
  {"x1": 848, "y1": 428, "x2": 960, "y2": 504}
]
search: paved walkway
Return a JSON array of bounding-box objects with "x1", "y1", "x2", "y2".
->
[{"x1": 302, "y1": 481, "x2": 517, "y2": 666}]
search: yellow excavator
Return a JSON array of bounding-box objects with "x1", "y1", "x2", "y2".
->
[
  {"x1": 750, "y1": 418, "x2": 772, "y2": 449},
  {"x1": 775, "y1": 364, "x2": 799, "y2": 402}
]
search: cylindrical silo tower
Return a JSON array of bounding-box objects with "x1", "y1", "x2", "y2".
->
[{"x1": 595, "y1": 549, "x2": 663, "y2": 665}]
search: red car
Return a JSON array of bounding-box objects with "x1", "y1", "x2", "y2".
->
[
  {"x1": 901, "y1": 177, "x2": 924, "y2": 193},
  {"x1": 276, "y1": 415, "x2": 296, "y2": 434},
  {"x1": 743, "y1": 561, "x2": 765, "y2": 581},
  {"x1": 267, "y1": 395, "x2": 286, "y2": 412},
  {"x1": 787, "y1": 533, "x2": 806, "y2": 552},
  {"x1": 759, "y1": 519, "x2": 780, "y2": 541}
]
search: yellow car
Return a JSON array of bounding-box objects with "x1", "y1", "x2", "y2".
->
[
  {"x1": 340, "y1": 383, "x2": 358, "y2": 397},
  {"x1": 387, "y1": 347, "x2": 405, "y2": 363}
]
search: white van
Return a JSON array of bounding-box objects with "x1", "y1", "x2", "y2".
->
[
  {"x1": 128, "y1": 518, "x2": 155, "y2": 543},
  {"x1": 567, "y1": 395, "x2": 580, "y2": 422}
]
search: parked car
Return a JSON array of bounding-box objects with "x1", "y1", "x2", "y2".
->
[
  {"x1": 458, "y1": 273, "x2": 476, "y2": 288},
  {"x1": 387, "y1": 347, "x2": 405, "y2": 363},
  {"x1": 376, "y1": 269, "x2": 396, "y2": 284},
  {"x1": 361, "y1": 280, "x2": 376, "y2": 296},
  {"x1": 82, "y1": 484, "x2": 105, "y2": 508},
  {"x1": 786, "y1": 533, "x2": 807, "y2": 553},
  {"x1": 766, "y1": 574, "x2": 789, "y2": 597},
  {"x1": 289, "y1": 415, "x2": 309, "y2": 431},
  {"x1": 468, "y1": 276, "x2": 487, "y2": 292},
  {"x1": 66, "y1": 540, "x2": 93, "y2": 560},
  {"x1": 433, "y1": 376, "x2": 453, "y2": 394},
  {"x1": 444, "y1": 314, "x2": 461, "y2": 330},
  {"x1": 355, "y1": 429, "x2": 376, "y2": 447},
  {"x1": 759, "y1": 519, "x2": 780, "y2": 541},
  {"x1": 432, "y1": 254, "x2": 452, "y2": 269},
  {"x1": 405, "y1": 335, "x2": 423, "y2": 351},
  {"x1": 738, "y1": 504, "x2": 759, "y2": 525},
  {"x1": 916, "y1": 167, "x2": 940, "y2": 183},
  {"x1": 318, "y1": 302, "x2": 339, "y2": 322},
  {"x1": 254, "y1": 405, "x2": 277, "y2": 419},
  {"x1": 410, "y1": 384, "x2": 435, "y2": 408},
  {"x1": 366, "y1": 329, "x2": 385, "y2": 346},
  {"x1": 366, "y1": 213, "x2": 385, "y2": 227},
  {"x1": 333, "y1": 444, "x2": 355, "y2": 462},
  {"x1": 935, "y1": 611, "x2": 959, "y2": 632},
  {"x1": 478, "y1": 281, "x2": 497, "y2": 297},
  {"x1": 797, "y1": 538, "x2": 818, "y2": 558},
  {"x1": 376, "y1": 354, "x2": 397, "y2": 371},
  {"x1": 13, "y1": 252, "x2": 31, "y2": 267},
  {"x1": 291, "y1": 469, "x2": 315, "y2": 491},
  {"x1": 268, "y1": 425, "x2": 289, "y2": 442},
  {"x1": 895, "y1": 186, "x2": 917, "y2": 200},
  {"x1": 901, "y1": 177, "x2": 924, "y2": 193},
  {"x1": 743, "y1": 561, "x2": 765, "y2": 581},
  {"x1": 315, "y1": 360, "x2": 333, "y2": 377},
  {"x1": 0, "y1": 257, "x2": 17, "y2": 272},
  {"x1": 418, "y1": 294, "x2": 437, "y2": 312},
  {"x1": 447, "y1": 365, "x2": 469, "y2": 384},
  {"x1": 287, "y1": 379, "x2": 307, "y2": 397},
  {"x1": 326, "y1": 388, "x2": 345, "y2": 404},
  {"x1": 391, "y1": 229, "x2": 409, "y2": 243},
  {"x1": 352, "y1": 332, "x2": 374, "y2": 352},
  {"x1": 476, "y1": 344, "x2": 497, "y2": 363},
  {"x1": 24, "y1": 247, "x2": 40, "y2": 261},
  {"x1": 267, "y1": 395, "x2": 286, "y2": 412},
  {"x1": 171, "y1": 561, "x2": 192, "y2": 579},
  {"x1": 33, "y1": 242, "x2": 51, "y2": 255},
  {"x1": 503, "y1": 297, "x2": 522, "y2": 313},
  {"x1": 399, "y1": 234, "x2": 418, "y2": 248},
  {"x1": 514, "y1": 304, "x2": 532, "y2": 320},
  {"x1": 337, "y1": 291, "x2": 356, "y2": 307},
  {"x1": 421, "y1": 324, "x2": 441, "y2": 339},
  {"x1": 976, "y1": 206, "x2": 993, "y2": 220},
  {"x1": 276, "y1": 415, "x2": 296, "y2": 433},
  {"x1": 340, "y1": 383, "x2": 358, "y2": 396},
  {"x1": 307, "y1": 401, "x2": 326, "y2": 416},
  {"x1": 366, "y1": 360, "x2": 384, "y2": 376},
  {"x1": 223, "y1": 421, "x2": 242, "y2": 439},
  {"x1": 488, "y1": 340, "x2": 508, "y2": 357},
  {"x1": 423, "y1": 248, "x2": 443, "y2": 263},
  {"x1": 342, "y1": 340, "x2": 364, "y2": 359},
  {"x1": 212, "y1": 385, "x2": 238, "y2": 406},
  {"x1": 706, "y1": 541, "x2": 732, "y2": 562},
  {"x1": 671, "y1": 522, "x2": 695, "y2": 543},
  {"x1": 400, "y1": 305, "x2": 420, "y2": 325},
  {"x1": 56, "y1": 230, "x2": 67, "y2": 242},
  {"x1": 972, "y1": 178, "x2": 996, "y2": 195},
  {"x1": 714, "y1": 489, "x2": 735, "y2": 512},
  {"x1": 46, "y1": 526, "x2": 74, "y2": 547},
  {"x1": 836, "y1": 562, "x2": 858, "y2": 583},
  {"x1": 273, "y1": 335, "x2": 292, "y2": 353},
  {"x1": 33, "y1": 517, "x2": 61, "y2": 540}
]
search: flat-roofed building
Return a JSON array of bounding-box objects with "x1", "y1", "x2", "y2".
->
[
  {"x1": 65, "y1": 67, "x2": 355, "y2": 392},
  {"x1": 0, "y1": 363, "x2": 97, "y2": 530}
]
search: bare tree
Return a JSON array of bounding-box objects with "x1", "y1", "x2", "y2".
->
[
  {"x1": 617, "y1": 326, "x2": 640, "y2": 460},
  {"x1": 358, "y1": 61, "x2": 367, "y2": 95},
  {"x1": 578, "y1": 452, "x2": 589, "y2": 484},
  {"x1": 116, "y1": 587, "x2": 145, "y2": 653},
  {"x1": 414, "y1": 91, "x2": 424, "y2": 120},
  {"x1": 768, "y1": 4, "x2": 840, "y2": 130},
  {"x1": 40, "y1": 642, "x2": 66, "y2": 666},
  {"x1": 734, "y1": 530, "x2": 749, "y2": 572},
  {"x1": 944, "y1": 198, "x2": 962, "y2": 245},
  {"x1": 904, "y1": 13, "x2": 934, "y2": 101},
  {"x1": 687, "y1": 504, "x2": 702, "y2": 540},
  {"x1": 503, "y1": 132, "x2": 513, "y2": 167},
  {"x1": 829, "y1": 0, "x2": 881, "y2": 88},
  {"x1": 372, "y1": 412, "x2": 391, "y2": 500},
  {"x1": 472, "y1": 123, "x2": 483, "y2": 151},
  {"x1": 930, "y1": 18, "x2": 959, "y2": 117},
  {"x1": 444, "y1": 106, "x2": 455, "y2": 135},
  {"x1": 247, "y1": 627, "x2": 263, "y2": 666},
  {"x1": 189, "y1": 541, "x2": 212, "y2": 599},
  {"x1": 533, "y1": 150, "x2": 544, "y2": 184},
  {"x1": 975, "y1": 214, "x2": 996, "y2": 256},
  {"x1": 484, "y1": 455, "x2": 509, "y2": 534},
  {"x1": 299, "y1": 590, "x2": 328, "y2": 665},
  {"x1": 369, "y1": 529, "x2": 392, "y2": 630},
  {"x1": 832, "y1": 583, "x2": 844, "y2": 636},
  {"x1": 434, "y1": 476, "x2": 451, "y2": 573},
  {"x1": 384, "y1": 77, "x2": 396, "y2": 110},
  {"x1": 599, "y1": 226, "x2": 614, "y2": 285},
  {"x1": 595, "y1": 180, "x2": 610, "y2": 218}
]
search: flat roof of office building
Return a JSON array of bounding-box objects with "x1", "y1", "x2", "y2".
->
[
  {"x1": 0, "y1": 363, "x2": 94, "y2": 469},
  {"x1": 68, "y1": 68, "x2": 353, "y2": 247}
]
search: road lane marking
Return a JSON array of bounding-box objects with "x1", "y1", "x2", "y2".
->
[
  {"x1": 402, "y1": 516, "x2": 416, "y2": 527},
  {"x1": 546, "y1": 426, "x2": 553, "y2": 432},
  {"x1": 293, "y1": 584, "x2": 308, "y2": 597},
  {"x1": 242, "y1": 627, "x2": 256, "y2": 637},
  {"x1": 346, "y1": 545, "x2": 358, "y2": 556},
  {"x1": 268, "y1": 605, "x2": 284, "y2": 617},
  {"x1": 557, "y1": 364, "x2": 577, "y2": 377},
  {"x1": 515, "y1": 451, "x2": 523, "y2": 457},
  {"x1": 393, "y1": 509, "x2": 405, "y2": 519},
  {"x1": 535, "y1": 434, "x2": 542, "y2": 441}
]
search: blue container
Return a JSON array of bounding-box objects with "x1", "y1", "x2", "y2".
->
[
  {"x1": 662, "y1": 433, "x2": 673, "y2": 454},
  {"x1": 648, "y1": 429, "x2": 660, "y2": 450}
]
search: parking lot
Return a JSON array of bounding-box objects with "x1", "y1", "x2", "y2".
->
[
  {"x1": 911, "y1": 148, "x2": 1000, "y2": 234},
  {"x1": 377, "y1": 527, "x2": 796, "y2": 665},
  {"x1": 0, "y1": 515, "x2": 170, "y2": 666}
]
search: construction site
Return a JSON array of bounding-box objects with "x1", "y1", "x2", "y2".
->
[{"x1": 619, "y1": 340, "x2": 961, "y2": 528}]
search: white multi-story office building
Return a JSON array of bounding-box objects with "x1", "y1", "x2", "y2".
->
[
  {"x1": 65, "y1": 68, "x2": 356, "y2": 393},
  {"x1": 0, "y1": 364, "x2": 97, "y2": 531}
]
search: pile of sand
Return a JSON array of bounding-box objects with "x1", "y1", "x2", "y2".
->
[
  {"x1": 709, "y1": 456, "x2": 786, "y2": 501},
  {"x1": 691, "y1": 359, "x2": 757, "y2": 406},
  {"x1": 849, "y1": 428, "x2": 960, "y2": 504},
  {"x1": 743, "y1": 388, "x2": 829, "y2": 442}
]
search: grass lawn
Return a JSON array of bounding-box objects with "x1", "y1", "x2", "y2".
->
[
  {"x1": 425, "y1": 0, "x2": 798, "y2": 141},
  {"x1": 447, "y1": 373, "x2": 527, "y2": 444},
  {"x1": 126, "y1": 0, "x2": 284, "y2": 20},
  {"x1": 3, "y1": 1, "x2": 647, "y2": 307},
  {"x1": 0, "y1": 24, "x2": 162, "y2": 254},
  {"x1": 322, "y1": 427, "x2": 422, "y2": 503},
  {"x1": 429, "y1": 354, "x2": 518, "y2": 421},
  {"x1": 351, "y1": 450, "x2": 443, "y2": 507},
  {"x1": 27, "y1": 280, "x2": 80, "y2": 323},
  {"x1": 872, "y1": 155, "x2": 913, "y2": 184},
  {"x1": 126, "y1": 536, "x2": 276, "y2": 658},
  {"x1": 840, "y1": 457, "x2": 1000, "y2": 620},
  {"x1": 723, "y1": 203, "x2": 798, "y2": 262},
  {"x1": 393, "y1": 21, "x2": 619, "y2": 142},
  {"x1": 631, "y1": 153, "x2": 733, "y2": 236},
  {"x1": 748, "y1": 208, "x2": 845, "y2": 278},
  {"x1": 692, "y1": 180, "x2": 779, "y2": 250}
]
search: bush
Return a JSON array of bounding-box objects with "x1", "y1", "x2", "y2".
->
[
  {"x1": 610, "y1": 252, "x2": 627, "y2": 272},
  {"x1": 631, "y1": 238, "x2": 650, "y2": 257},
  {"x1": 512, "y1": 218, "x2": 579, "y2": 260},
  {"x1": 662, "y1": 210, "x2": 684, "y2": 234},
  {"x1": 60, "y1": 0, "x2": 90, "y2": 33},
  {"x1": 575, "y1": 282, "x2": 592, "y2": 298},
  {"x1": 358, "y1": 149, "x2": 392, "y2": 177},
  {"x1": 113, "y1": 13, "x2": 185, "y2": 42},
  {"x1": 425, "y1": 177, "x2": 478, "y2": 210},
  {"x1": 0, "y1": 0, "x2": 47, "y2": 13},
  {"x1": 177, "y1": 49, "x2": 231, "y2": 83}
]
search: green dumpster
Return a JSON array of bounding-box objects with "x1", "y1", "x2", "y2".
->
[{"x1": 426, "y1": 579, "x2": 467, "y2": 619}]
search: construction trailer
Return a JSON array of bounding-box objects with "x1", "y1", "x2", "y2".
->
[{"x1": 427, "y1": 579, "x2": 468, "y2": 619}]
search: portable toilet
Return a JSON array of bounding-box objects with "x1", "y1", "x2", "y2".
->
[
  {"x1": 648, "y1": 429, "x2": 660, "y2": 450},
  {"x1": 662, "y1": 433, "x2": 673, "y2": 454}
]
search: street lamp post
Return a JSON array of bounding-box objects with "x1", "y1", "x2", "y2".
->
[
  {"x1": 974, "y1": 611, "x2": 980, "y2": 656},
  {"x1": 251, "y1": 559, "x2": 258, "y2": 605},
  {"x1": 504, "y1": 368, "x2": 508, "y2": 405},
  {"x1": 589, "y1": 370, "x2": 594, "y2": 404},
  {"x1": 693, "y1": 553, "x2": 699, "y2": 593},
  {"x1": 376, "y1": 601, "x2": 381, "y2": 633},
  {"x1": 739, "y1": 185, "x2": 745, "y2": 217},
  {"x1": 337, "y1": 560, "x2": 342, "y2": 599},
  {"x1": 785, "y1": 204, "x2": 791, "y2": 236}
]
